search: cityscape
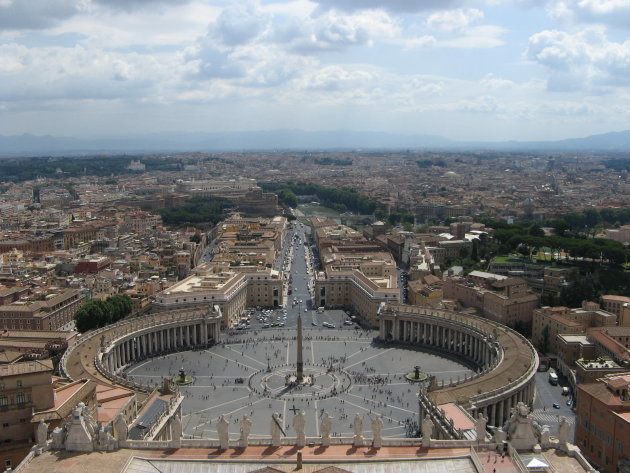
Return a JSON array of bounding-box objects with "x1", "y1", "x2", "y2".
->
[{"x1": 2, "y1": 1, "x2": 630, "y2": 473}]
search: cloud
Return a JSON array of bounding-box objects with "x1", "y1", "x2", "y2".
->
[
  {"x1": 551, "y1": 0, "x2": 630, "y2": 29},
  {"x1": 0, "y1": 43, "x2": 164, "y2": 102},
  {"x1": 190, "y1": 44, "x2": 246, "y2": 80},
  {"x1": 0, "y1": 0, "x2": 81, "y2": 31},
  {"x1": 427, "y1": 8, "x2": 484, "y2": 31},
  {"x1": 284, "y1": 10, "x2": 397, "y2": 53},
  {"x1": 310, "y1": 0, "x2": 465, "y2": 14},
  {"x1": 92, "y1": 0, "x2": 192, "y2": 12},
  {"x1": 480, "y1": 73, "x2": 514, "y2": 89},
  {"x1": 298, "y1": 65, "x2": 375, "y2": 92},
  {"x1": 526, "y1": 28, "x2": 630, "y2": 91},
  {"x1": 211, "y1": 2, "x2": 271, "y2": 46},
  {"x1": 440, "y1": 25, "x2": 506, "y2": 48}
]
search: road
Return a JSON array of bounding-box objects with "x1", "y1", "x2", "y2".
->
[{"x1": 531, "y1": 371, "x2": 575, "y2": 440}]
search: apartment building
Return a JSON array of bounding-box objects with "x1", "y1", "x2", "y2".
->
[
  {"x1": 575, "y1": 373, "x2": 630, "y2": 473},
  {"x1": 0, "y1": 288, "x2": 86, "y2": 331},
  {"x1": 532, "y1": 302, "x2": 617, "y2": 355},
  {"x1": 0, "y1": 360, "x2": 54, "y2": 471},
  {"x1": 443, "y1": 274, "x2": 539, "y2": 328},
  {"x1": 601, "y1": 295, "x2": 630, "y2": 326}
]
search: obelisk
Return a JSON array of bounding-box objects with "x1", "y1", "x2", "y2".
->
[{"x1": 296, "y1": 313, "x2": 304, "y2": 381}]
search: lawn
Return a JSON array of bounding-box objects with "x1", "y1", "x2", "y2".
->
[{"x1": 297, "y1": 203, "x2": 341, "y2": 218}]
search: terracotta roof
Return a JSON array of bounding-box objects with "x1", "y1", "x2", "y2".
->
[{"x1": 588, "y1": 329, "x2": 630, "y2": 361}]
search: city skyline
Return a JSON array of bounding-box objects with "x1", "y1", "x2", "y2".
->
[{"x1": 2, "y1": 0, "x2": 630, "y2": 142}]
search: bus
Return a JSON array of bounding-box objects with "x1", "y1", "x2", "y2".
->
[{"x1": 548, "y1": 370, "x2": 558, "y2": 385}]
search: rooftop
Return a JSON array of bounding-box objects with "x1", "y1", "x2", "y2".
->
[{"x1": 0, "y1": 359, "x2": 53, "y2": 377}]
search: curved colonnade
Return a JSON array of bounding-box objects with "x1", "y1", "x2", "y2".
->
[
  {"x1": 61, "y1": 308, "x2": 222, "y2": 392},
  {"x1": 62, "y1": 303, "x2": 537, "y2": 432},
  {"x1": 379, "y1": 304, "x2": 538, "y2": 428}
]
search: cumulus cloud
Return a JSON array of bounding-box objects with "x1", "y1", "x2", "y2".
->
[
  {"x1": 526, "y1": 28, "x2": 630, "y2": 91},
  {"x1": 190, "y1": 44, "x2": 246, "y2": 80},
  {"x1": 440, "y1": 25, "x2": 506, "y2": 48},
  {"x1": 284, "y1": 9, "x2": 397, "y2": 53},
  {"x1": 211, "y1": 2, "x2": 271, "y2": 46},
  {"x1": 427, "y1": 8, "x2": 484, "y2": 31},
  {"x1": 298, "y1": 65, "x2": 375, "y2": 91},
  {"x1": 480, "y1": 73, "x2": 514, "y2": 89},
  {"x1": 551, "y1": 0, "x2": 630, "y2": 29},
  {"x1": 0, "y1": 0, "x2": 81, "y2": 31},
  {"x1": 0, "y1": 43, "x2": 164, "y2": 102},
  {"x1": 92, "y1": 0, "x2": 192, "y2": 11},
  {"x1": 311, "y1": 0, "x2": 465, "y2": 14}
]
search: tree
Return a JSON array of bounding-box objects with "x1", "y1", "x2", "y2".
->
[
  {"x1": 471, "y1": 239, "x2": 479, "y2": 262},
  {"x1": 190, "y1": 233, "x2": 202, "y2": 244},
  {"x1": 74, "y1": 295, "x2": 133, "y2": 333},
  {"x1": 529, "y1": 224, "x2": 545, "y2": 237},
  {"x1": 540, "y1": 324, "x2": 550, "y2": 353}
]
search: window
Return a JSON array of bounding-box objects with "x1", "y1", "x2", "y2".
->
[
  {"x1": 16, "y1": 380, "x2": 22, "y2": 387},
  {"x1": 19, "y1": 418, "x2": 26, "y2": 423},
  {"x1": 2, "y1": 423, "x2": 8, "y2": 428},
  {"x1": 16, "y1": 393, "x2": 25, "y2": 405}
]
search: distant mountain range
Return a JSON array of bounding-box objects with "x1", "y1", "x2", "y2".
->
[{"x1": 0, "y1": 129, "x2": 629, "y2": 156}]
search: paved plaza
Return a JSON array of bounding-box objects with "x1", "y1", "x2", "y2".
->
[{"x1": 126, "y1": 324, "x2": 474, "y2": 441}]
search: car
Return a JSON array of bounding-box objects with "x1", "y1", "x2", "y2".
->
[
  {"x1": 553, "y1": 403, "x2": 561, "y2": 409},
  {"x1": 304, "y1": 308, "x2": 308, "y2": 312},
  {"x1": 344, "y1": 320, "x2": 353, "y2": 325},
  {"x1": 311, "y1": 321, "x2": 318, "y2": 326},
  {"x1": 566, "y1": 399, "x2": 572, "y2": 406},
  {"x1": 327, "y1": 324, "x2": 335, "y2": 328},
  {"x1": 262, "y1": 323, "x2": 270, "y2": 328}
]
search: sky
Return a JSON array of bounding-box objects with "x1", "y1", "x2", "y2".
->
[{"x1": 1, "y1": 0, "x2": 630, "y2": 142}]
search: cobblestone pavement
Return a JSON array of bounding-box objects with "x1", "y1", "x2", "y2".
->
[{"x1": 126, "y1": 326, "x2": 475, "y2": 441}]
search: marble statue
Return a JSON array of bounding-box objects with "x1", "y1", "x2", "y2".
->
[
  {"x1": 540, "y1": 425, "x2": 551, "y2": 449},
  {"x1": 170, "y1": 414, "x2": 182, "y2": 448},
  {"x1": 217, "y1": 415, "x2": 230, "y2": 450},
  {"x1": 96, "y1": 424, "x2": 118, "y2": 451},
  {"x1": 321, "y1": 412, "x2": 333, "y2": 447},
  {"x1": 505, "y1": 402, "x2": 539, "y2": 451},
  {"x1": 239, "y1": 416, "x2": 252, "y2": 447},
  {"x1": 475, "y1": 412, "x2": 487, "y2": 443},
  {"x1": 371, "y1": 415, "x2": 383, "y2": 449},
  {"x1": 51, "y1": 427, "x2": 65, "y2": 449},
  {"x1": 353, "y1": 413, "x2": 364, "y2": 447},
  {"x1": 66, "y1": 403, "x2": 95, "y2": 452},
  {"x1": 493, "y1": 427, "x2": 507, "y2": 444},
  {"x1": 36, "y1": 420, "x2": 49, "y2": 447},
  {"x1": 558, "y1": 416, "x2": 570, "y2": 450},
  {"x1": 421, "y1": 415, "x2": 434, "y2": 448},
  {"x1": 271, "y1": 413, "x2": 282, "y2": 447},
  {"x1": 113, "y1": 413, "x2": 128, "y2": 442},
  {"x1": 293, "y1": 411, "x2": 306, "y2": 447}
]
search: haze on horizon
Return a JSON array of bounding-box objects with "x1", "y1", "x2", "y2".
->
[{"x1": 1, "y1": 0, "x2": 630, "y2": 143}]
